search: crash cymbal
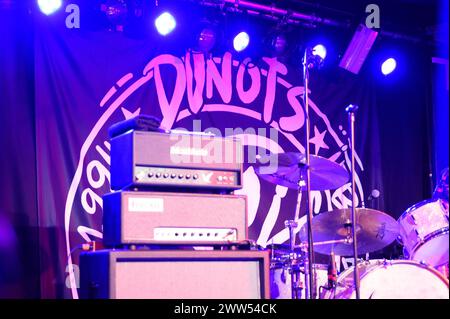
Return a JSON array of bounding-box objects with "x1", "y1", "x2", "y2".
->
[
  {"x1": 299, "y1": 208, "x2": 399, "y2": 256},
  {"x1": 255, "y1": 152, "x2": 349, "y2": 191}
]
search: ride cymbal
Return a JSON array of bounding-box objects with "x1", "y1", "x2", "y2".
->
[{"x1": 299, "y1": 208, "x2": 399, "y2": 256}]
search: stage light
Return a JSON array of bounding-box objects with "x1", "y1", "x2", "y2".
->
[
  {"x1": 271, "y1": 33, "x2": 288, "y2": 56},
  {"x1": 312, "y1": 44, "x2": 327, "y2": 60},
  {"x1": 155, "y1": 12, "x2": 176, "y2": 36},
  {"x1": 381, "y1": 58, "x2": 397, "y2": 75},
  {"x1": 233, "y1": 32, "x2": 250, "y2": 52},
  {"x1": 37, "y1": 0, "x2": 62, "y2": 15},
  {"x1": 339, "y1": 24, "x2": 378, "y2": 74},
  {"x1": 198, "y1": 27, "x2": 217, "y2": 53}
]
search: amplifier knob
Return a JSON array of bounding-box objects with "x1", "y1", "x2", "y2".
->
[
  {"x1": 178, "y1": 174, "x2": 184, "y2": 179},
  {"x1": 171, "y1": 173, "x2": 177, "y2": 178},
  {"x1": 185, "y1": 174, "x2": 191, "y2": 179},
  {"x1": 148, "y1": 172, "x2": 154, "y2": 178},
  {"x1": 155, "y1": 173, "x2": 162, "y2": 178},
  {"x1": 163, "y1": 173, "x2": 169, "y2": 178},
  {"x1": 193, "y1": 174, "x2": 199, "y2": 180}
]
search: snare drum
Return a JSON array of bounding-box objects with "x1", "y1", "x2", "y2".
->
[
  {"x1": 321, "y1": 259, "x2": 449, "y2": 299},
  {"x1": 270, "y1": 263, "x2": 328, "y2": 299},
  {"x1": 398, "y1": 199, "x2": 449, "y2": 267}
]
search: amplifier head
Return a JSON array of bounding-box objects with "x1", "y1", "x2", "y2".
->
[{"x1": 110, "y1": 131, "x2": 243, "y2": 191}]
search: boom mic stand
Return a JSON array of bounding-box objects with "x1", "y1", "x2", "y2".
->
[
  {"x1": 346, "y1": 104, "x2": 361, "y2": 299},
  {"x1": 302, "y1": 47, "x2": 324, "y2": 300}
]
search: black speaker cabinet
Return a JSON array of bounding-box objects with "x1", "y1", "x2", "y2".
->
[{"x1": 80, "y1": 250, "x2": 270, "y2": 299}]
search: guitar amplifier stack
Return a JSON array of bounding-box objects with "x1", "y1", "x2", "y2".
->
[{"x1": 80, "y1": 116, "x2": 270, "y2": 299}]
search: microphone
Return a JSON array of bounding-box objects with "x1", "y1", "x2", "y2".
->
[
  {"x1": 367, "y1": 189, "x2": 380, "y2": 201},
  {"x1": 327, "y1": 252, "x2": 337, "y2": 289},
  {"x1": 345, "y1": 104, "x2": 359, "y2": 113},
  {"x1": 362, "y1": 189, "x2": 380, "y2": 208}
]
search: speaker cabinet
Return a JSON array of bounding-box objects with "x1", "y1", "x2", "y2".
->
[{"x1": 80, "y1": 250, "x2": 270, "y2": 299}]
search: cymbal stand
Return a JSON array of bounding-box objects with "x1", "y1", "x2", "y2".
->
[{"x1": 346, "y1": 104, "x2": 361, "y2": 299}]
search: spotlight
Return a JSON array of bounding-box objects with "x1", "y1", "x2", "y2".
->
[
  {"x1": 37, "y1": 0, "x2": 62, "y2": 15},
  {"x1": 305, "y1": 44, "x2": 327, "y2": 69},
  {"x1": 381, "y1": 58, "x2": 397, "y2": 75},
  {"x1": 233, "y1": 32, "x2": 250, "y2": 52},
  {"x1": 155, "y1": 12, "x2": 176, "y2": 36},
  {"x1": 197, "y1": 27, "x2": 217, "y2": 53},
  {"x1": 101, "y1": 0, "x2": 128, "y2": 30},
  {"x1": 271, "y1": 33, "x2": 288, "y2": 56},
  {"x1": 312, "y1": 44, "x2": 327, "y2": 60}
]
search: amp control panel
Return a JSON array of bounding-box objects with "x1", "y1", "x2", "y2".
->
[{"x1": 134, "y1": 166, "x2": 241, "y2": 189}]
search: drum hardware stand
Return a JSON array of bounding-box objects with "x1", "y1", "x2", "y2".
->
[
  {"x1": 346, "y1": 104, "x2": 361, "y2": 299},
  {"x1": 294, "y1": 237, "x2": 353, "y2": 250},
  {"x1": 285, "y1": 220, "x2": 303, "y2": 299}
]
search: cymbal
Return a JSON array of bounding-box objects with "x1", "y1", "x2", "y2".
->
[
  {"x1": 299, "y1": 208, "x2": 399, "y2": 256},
  {"x1": 255, "y1": 152, "x2": 349, "y2": 191}
]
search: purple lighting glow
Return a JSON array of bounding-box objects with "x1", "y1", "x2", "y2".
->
[
  {"x1": 155, "y1": 12, "x2": 176, "y2": 36},
  {"x1": 381, "y1": 58, "x2": 397, "y2": 75},
  {"x1": 37, "y1": 0, "x2": 62, "y2": 15},
  {"x1": 313, "y1": 44, "x2": 327, "y2": 60},
  {"x1": 233, "y1": 32, "x2": 250, "y2": 52}
]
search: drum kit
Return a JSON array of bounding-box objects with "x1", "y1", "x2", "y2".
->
[{"x1": 255, "y1": 152, "x2": 449, "y2": 299}]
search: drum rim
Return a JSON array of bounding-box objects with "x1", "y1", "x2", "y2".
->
[
  {"x1": 407, "y1": 228, "x2": 449, "y2": 261},
  {"x1": 321, "y1": 259, "x2": 450, "y2": 299},
  {"x1": 337, "y1": 259, "x2": 450, "y2": 288},
  {"x1": 398, "y1": 198, "x2": 447, "y2": 222}
]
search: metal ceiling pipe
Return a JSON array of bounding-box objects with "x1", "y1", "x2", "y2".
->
[
  {"x1": 195, "y1": 0, "x2": 428, "y2": 44},
  {"x1": 222, "y1": 0, "x2": 349, "y2": 28}
]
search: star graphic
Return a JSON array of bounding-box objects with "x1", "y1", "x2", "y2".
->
[
  {"x1": 309, "y1": 126, "x2": 329, "y2": 155},
  {"x1": 121, "y1": 107, "x2": 141, "y2": 120}
]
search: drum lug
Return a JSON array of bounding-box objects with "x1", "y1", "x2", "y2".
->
[
  {"x1": 382, "y1": 259, "x2": 391, "y2": 267},
  {"x1": 402, "y1": 247, "x2": 410, "y2": 260}
]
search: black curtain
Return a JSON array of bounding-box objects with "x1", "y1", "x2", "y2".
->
[
  {"x1": 372, "y1": 39, "x2": 434, "y2": 218},
  {"x1": 0, "y1": 1, "x2": 41, "y2": 298}
]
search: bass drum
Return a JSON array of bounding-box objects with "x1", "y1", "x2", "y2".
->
[{"x1": 321, "y1": 260, "x2": 449, "y2": 299}]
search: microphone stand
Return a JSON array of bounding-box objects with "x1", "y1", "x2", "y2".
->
[
  {"x1": 302, "y1": 48, "x2": 316, "y2": 300},
  {"x1": 346, "y1": 104, "x2": 361, "y2": 299}
]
